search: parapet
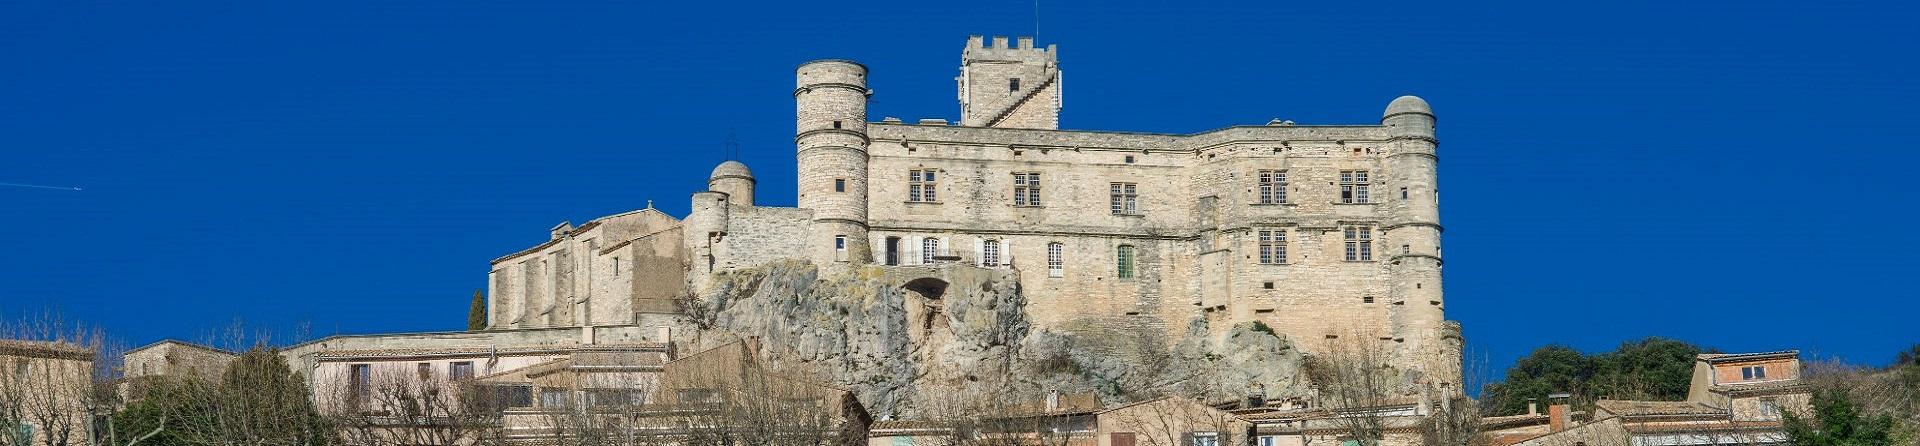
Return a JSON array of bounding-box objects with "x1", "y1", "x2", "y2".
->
[
  {"x1": 963, "y1": 35, "x2": 1056, "y2": 64},
  {"x1": 796, "y1": 59, "x2": 868, "y2": 89}
]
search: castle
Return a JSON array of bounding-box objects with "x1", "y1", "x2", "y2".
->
[{"x1": 482, "y1": 35, "x2": 1460, "y2": 389}]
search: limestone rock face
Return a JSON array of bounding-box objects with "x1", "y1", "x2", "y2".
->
[{"x1": 676, "y1": 260, "x2": 1309, "y2": 417}]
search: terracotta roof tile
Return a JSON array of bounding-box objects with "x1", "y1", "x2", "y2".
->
[{"x1": 1594, "y1": 400, "x2": 1726, "y2": 417}]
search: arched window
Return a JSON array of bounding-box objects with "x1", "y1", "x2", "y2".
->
[
  {"x1": 1046, "y1": 242, "x2": 1064, "y2": 277},
  {"x1": 1116, "y1": 245, "x2": 1137, "y2": 279},
  {"x1": 921, "y1": 237, "x2": 941, "y2": 264},
  {"x1": 981, "y1": 239, "x2": 1001, "y2": 267}
]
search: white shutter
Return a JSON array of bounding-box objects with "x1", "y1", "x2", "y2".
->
[{"x1": 975, "y1": 238, "x2": 986, "y2": 266}]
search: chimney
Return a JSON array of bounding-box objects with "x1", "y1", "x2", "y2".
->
[
  {"x1": 1547, "y1": 393, "x2": 1572, "y2": 433},
  {"x1": 1526, "y1": 398, "x2": 1538, "y2": 416},
  {"x1": 1046, "y1": 390, "x2": 1061, "y2": 412}
]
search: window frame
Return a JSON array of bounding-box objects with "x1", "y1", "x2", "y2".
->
[
  {"x1": 1110, "y1": 182, "x2": 1140, "y2": 215},
  {"x1": 981, "y1": 239, "x2": 1001, "y2": 267},
  {"x1": 1343, "y1": 226, "x2": 1374, "y2": 261},
  {"x1": 908, "y1": 169, "x2": 939, "y2": 203},
  {"x1": 1258, "y1": 228, "x2": 1287, "y2": 264},
  {"x1": 1257, "y1": 170, "x2": 1288, "y2": 204},
  {"x1": 1012, "y1": 172, "x2": 1042, "y2": 207},
  {"x1": 450, "y1": 361, "x2": 475, "y2": 381},
  {"x1": 1339, "y1": 170, "x2": 1371, "y2": 204},
  {"x1": 921, "y1": 237, "x2": 941, "y2": 264},
  {"x1": 1116, "y1": 245, "x2": 1137, "y2": 279},
  {"x1": 1046, "y1": 242, "x2": 1064, "y2": 278}
]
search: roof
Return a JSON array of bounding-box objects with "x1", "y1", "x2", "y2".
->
[
  {"x1": 0, "y1": 339, "x2": 92, "y2": 361},
  {"x1": 127, "y1": 339, "x2": 235, "y2": 356},
  {"x1": 1698, "y1": 350, "x2": 1799, "y2": 364},
  {"x1": 1710, "y1": 379, "x2": 1810, "y2": 396},
  {"x1": 1383, "y1": 95, "x2": 1432, "y2": 118},
  {"x1": 868, "y1": 420, "x2": 954, "y2": 434},
  {"x1": 314, "y1": 343, "x2": 667, "y2": 361},
  {"x1": 1593, "y1": 400, "x2": 1726, "y2": 418},
  {"x1": 710, "y1": 160, "x2": 753, "y2": 180}
]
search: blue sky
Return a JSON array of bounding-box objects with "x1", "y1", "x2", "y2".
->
[{"x1": 2, "y1": 0, "x2": 1916, "y2": 377}]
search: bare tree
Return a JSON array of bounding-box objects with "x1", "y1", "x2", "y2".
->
[
  {"x1": 1102, "y1": 396, "x2": 1245, "y2": 446},
  {"x1": 921, "y1": 388, "x2": 1093, "y2": 446},
  {"x1": 1304, "y1": 331, "x2": 1418, "y2": 446},
  {"x1": 0, "y1": 312, "x2": 118, "y2": 446},
  {"x1": 326, "y1": 368, "x2": 504, "y2": 446}
]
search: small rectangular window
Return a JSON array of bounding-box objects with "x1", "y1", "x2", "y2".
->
[
  {"x1": 1343, "y1": 226, "x2": 1374, "y2": 261},
  {"x1": 908, "y1": 169, "x2": 938, "y2": 202},
  {"x1": 1124, "y1": 155, "x2": 1136, "y2": 164},
  {"x1": 1116, "y1": 245, "x2": 1137, "y2": 279},
  {"x1": 835, "y1": 178, "x2": 846, "y2": 192},
  {"x1": 1257, "y1": 170, "x2": 1287, "y2": 204},
  {"x1": 1363, "y1": 296, "x2": 1375, "y2": 304},
  {"x1": 835, "y1": 235, "x2": 849, "y2": 261},
  {"x1": 1110, "y1": 183, "x2": 1139, "y2": 215},
  {"x1": 540, "y1": 388, "x2": 571, "y2": 408},
  {"x1": 981, "y1": 239, "x2": 1001, "y2": 267},
  {"x1": 1339, "y1": 170, "x2": 1371, "y2": 204},
  {"x1": 417, "y1": 362, "x2": 432, "y2": 380},
  {"x1": 832, "y1": 120, "x2": 842, "y2": 129},
  {"x1": 612, "y1": 257, "x2": 620, "y2": 276},
  {"x1": 1009, "y1": 78, "x2": 1020, "y2": 92},
  {"x1": 1401, "y1": 187, "x2": 1409, "y2": 200},
  {"x1": 1012, "y1": 172, "x2": 1042, "y2": 206},
  {"x1": 450, "y1": 361, "x2": 475, "y2": 380}
]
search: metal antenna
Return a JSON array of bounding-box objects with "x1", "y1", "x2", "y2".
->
[{"x1": 724, "y1": 129, "x2": 741, "y2": 161}]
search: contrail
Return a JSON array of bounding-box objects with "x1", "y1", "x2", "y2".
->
[{"x1": 0, "y1": 182, "x2": 83, "y2": 191}]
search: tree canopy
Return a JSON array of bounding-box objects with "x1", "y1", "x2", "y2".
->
[{"x1": 1481, "y1": 338, "x2": 1708, "y2": 416}]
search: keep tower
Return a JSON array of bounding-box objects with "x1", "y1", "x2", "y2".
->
[
  {"x1": 794, "y1": 60, "x2": 873, "y2": 267},
  {"x1": 957, "y1": 36, "x2": 1060, "y2": 129}
]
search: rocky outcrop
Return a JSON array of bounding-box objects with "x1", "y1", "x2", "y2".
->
[{"x1": 676, "y1": 260, "x2": 1310, "y2": 418}]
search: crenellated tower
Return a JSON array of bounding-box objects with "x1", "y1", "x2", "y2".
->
[
  {"x1": 795, "y1": 60, "x2": 873, "y2": 267},
  {"x1": 1380, "y1": 95, "x2": 1457, "y2": 389},
  {"x1": 957, "y1": 36, "x2": 1060, "y2": 129}
]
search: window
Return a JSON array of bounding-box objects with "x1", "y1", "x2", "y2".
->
[
  {"x1": 587, "y1": 389, "x2": 644, "y2": 408},
  {"x1": 1110, "y1": 183, "x2": 1139, "y2": 215},
  {"x1": 417, "y1": 362, "x2": 432, "y2": 381},
  {"x1": 1363, "y1": 296, "x2": 1375, "y2": 304},
  {"x1": 1339, "y1": 170, "x2": 1371, "y2": 204},
  {"x1": 1742, "y1": 365, "x2": 1767, "y2": 380},
  {"x1": 1258, "y1": 170, "x2": 1287, "y2": 204},
  {"x1": 1110, "y1": 433, "x2": 1136, "y2": 446},
  {"x1": 835, "y1": 178, "x2": 846, "y2": 192},
  {"x1": 1124, "y1": 155, "x2": 1136, "y2": 164},
  {"x1": 1259, "y1": 437, "x2": 1278, "y2": 446},
  {"x1": 349, "y1": 364, "x2": 371, "y2": 406},
  {"x1": 909, "y1": 169, "x2": 938, "y2": 202},
  {"x1": 1758, "y1": 397, "x2": 1781, "y2": 420},
  {"x1": 1258, "y1": 229, "x2": 1287, "y2": 264},
  {"x1": 450, "y1": 361, "x2": 475, "y2": 381},
  {"x1": 1116, "y1": 245, "x2": 1137, "y2": 279},
  {"x1": 1191, "y1": 432, "x2": 1220, "y2": 446},
  {"x1": 835, "y1": 235, "x2": 849, "y2": 261},
  {"x1": 612, "y1": 257, "x2": 620, "y2": 276},
  {"x1": 1046, "y1": 242, "x2": 1064, "y2": 277},
  {"x1": 1344, "y1": 226, "x2": 1374, "y2": 261},
  {"x1": 1013, "y1": 172, "x2": 1042, "y2": 206},
  {"x1": 885, "y1": 237, "x2": 901, "y2": 266},
  {"x1": 922, "y1": 238, "x2": 941, "y2": 264},
  {"x1": 539, "y1": 388, "x2": 571, "y2": 408},
  {"x1": 832, "y1": 120, "x2": 842, "y2": 129},
  {"x1": 1400, "y1": 186, "x2": 1409, "y2": 200},
  {"x1": 1009, "y1": 78, "x2": 1020, "y2": 92},
  {"x1": 678, "y1": 388, "x2": 719, "y2": 404},
  {"x1": 982, "y1": 239, "x2": 1001, "y2": 267}
]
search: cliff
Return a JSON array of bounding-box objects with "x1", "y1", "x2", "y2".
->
[{"x1": 675, "y1": 260, "x2": 1311, "y2": 418}]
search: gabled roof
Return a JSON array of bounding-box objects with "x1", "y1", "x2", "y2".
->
[
  {"x1": 1709, "y1": 379, "x2": 1810, "y2": 396},
  {"x1": 0, "y1": 339, "x2": 92, "y2": 361},
  {"x1": 1697, "y1": 350, "x2": 1798, "y2": 364},
  {"x1": 1593, "y1": 400, "x2": 1726, "y2": 418},
  {"x1": 127, "y1": 339, "x2": 235, "y2": 356}
]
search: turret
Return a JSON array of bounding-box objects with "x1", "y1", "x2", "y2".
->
[
  {"x1": 795, "y1": 59, "x2": 872, "y2": 267},
  {"x1": 708, "y1": 160, "x2": 756, "y2": 206},
  {"x1": 1380, "y1": 95, "x2": 1454, "y2": 387}
]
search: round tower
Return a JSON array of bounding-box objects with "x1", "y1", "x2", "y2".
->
[
  {"x1": 684, "y1": 188, "x2": 732, "y2": 291},
  {"x1": 1380, "y1": 95, "x2": 1455, "y2": 386},
  {"x1": 708, "y1": 160, "x2": 756, "y2": 206},
  {"x1": 795, "y1": 59, "x2": 873, "y2": 266}
]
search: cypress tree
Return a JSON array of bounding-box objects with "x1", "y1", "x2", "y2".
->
[{"x1": 467, "y1": 289, "x2": 487, "y2": 331}]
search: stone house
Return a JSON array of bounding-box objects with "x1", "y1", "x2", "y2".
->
[
  {"x1": 1488, "y1": 350, "x2": 1812, "y2": 446},
  {"x1": 0, "y1": 340, "x2": 95, "y2": 446},
  {"x1": 1095, "y1": 396, "x2": 1252, "y2": 446}
]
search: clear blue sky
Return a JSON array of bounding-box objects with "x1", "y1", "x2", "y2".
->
[{"x1": 3, "y1": 1, "x2": 1915, "y2": 377}]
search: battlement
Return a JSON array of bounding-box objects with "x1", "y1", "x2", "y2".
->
[{"x1": 963, "y1": 35, "x2": 1057, "y2": 64}]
